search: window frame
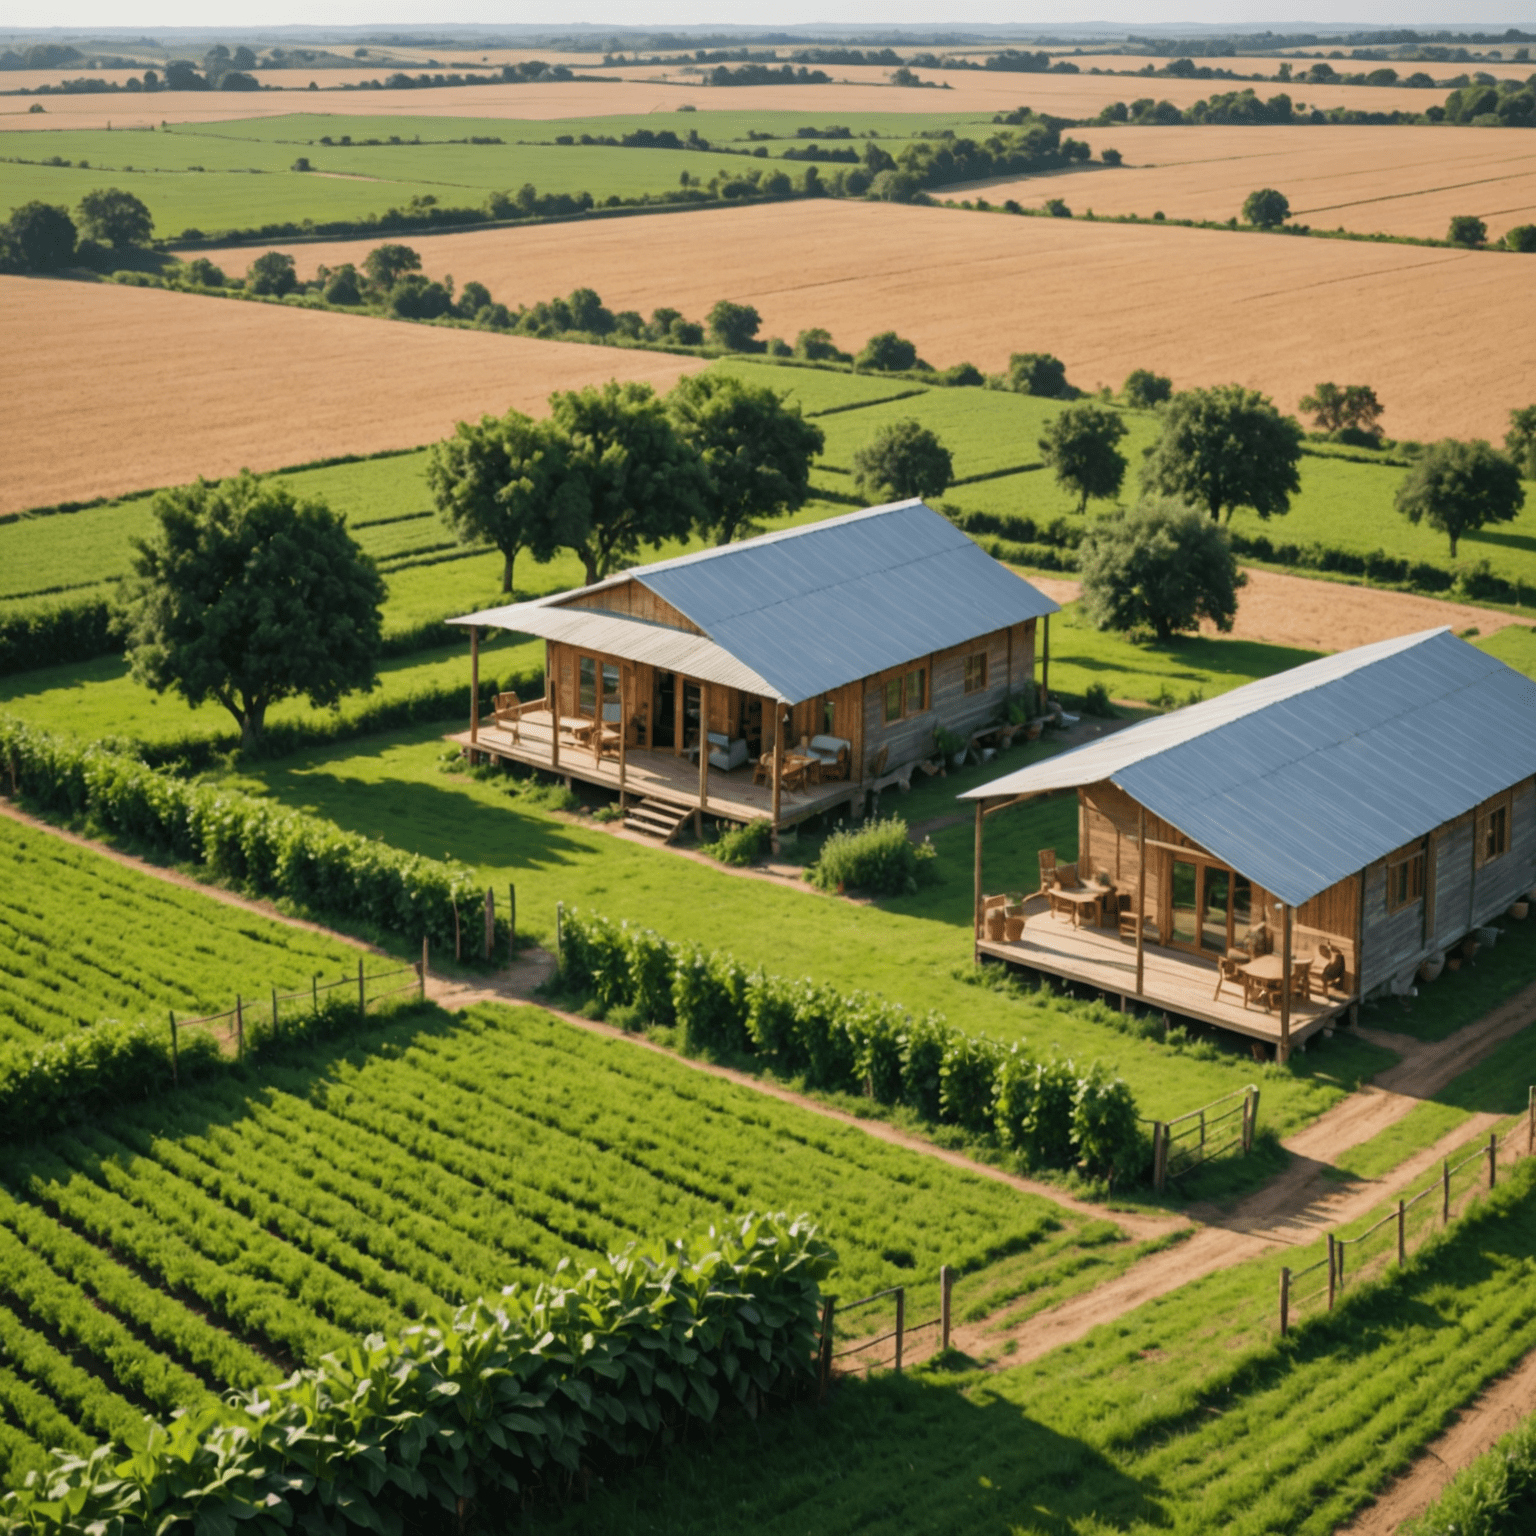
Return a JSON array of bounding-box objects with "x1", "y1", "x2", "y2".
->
[
  {"x1": 577, "y1": 655, "x2": 597, "y2": 716},
  {"x1": 1385, "y1": 845, "x2": 1427, "y2": 914},
  {"x1": 963, "y1": 652, "x2": 988, "y2": 696},
  {"x1": 904, "y1": 666, "x2": 927, "y2": 716},
  {"x1": 1476, "y1": 791, "x2": 1513, "y2": 868}
]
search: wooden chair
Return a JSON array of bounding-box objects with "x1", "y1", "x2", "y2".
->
[
  {"x1": 753, "y1": 753, "x2": 773, "y2": 787},
  {"x1": 1037, "y1": 848, "x2": 1058, "y2": 893},
  {"x1": 1054, "y1": 862, "x2": 1080, "y2": 890},
  {"x1": 1213, "y1": 953, "x2": 1245, "y2": 1002},
  {"x1": 1311, "y1": 944, "x2": 1347, "y2": 999},
  {"x1": 1290, "y1": 960, "x2": 1314, "y2": 1001},
  {"x1": 866, "y1": 743, "x2": 889, "y2": 780},
  {"x1": 1117, "y1": 893, "x2": 1155, "y2": 945}
]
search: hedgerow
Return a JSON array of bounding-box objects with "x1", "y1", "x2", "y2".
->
[
  {"x1": 0, "y1": 1212, "x2": 833, "y2": 1536},
  {"x1": 557, "y1": 908, "x2": 1147, "y2": 1183}
]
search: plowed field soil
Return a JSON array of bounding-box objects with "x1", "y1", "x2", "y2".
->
[
  {"x1": 964, "y1": 124, "x2": 1536, "y2": 243},
  {"x1": 192, "y1": 198, "x2": 1535, "y2": 442},
  {"x1": 0, "y1": 277, "x2": 695, "y2": 514}
]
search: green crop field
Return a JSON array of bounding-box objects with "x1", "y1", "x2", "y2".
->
[
  {"x1": 0, "y1": 108, "x2": 1000, "y2": 240},
  {"x1": 0, "y1": 997, "x2": 1152, "y2": 1485},
  {"x1": 0, "y1": 817, "x2": 361, "y2": 1048}
]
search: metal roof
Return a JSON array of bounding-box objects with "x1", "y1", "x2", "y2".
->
[
  {"x1": 451, "y1": 500, "x2": 1058, "y2": 704},
  {"x1": 962, "y1": 629, "x2": 1536, "y2": 908}
]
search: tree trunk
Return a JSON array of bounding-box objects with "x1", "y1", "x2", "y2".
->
[
  {"x1": 240, "y1": 698, "x2": 267, "y2": 748},
  {"x1": 583, "y1": 553, "x2": 600, "y2": 586},
  {"x1": 501, "y1": 549, "x2": 515, "y2": 594}
]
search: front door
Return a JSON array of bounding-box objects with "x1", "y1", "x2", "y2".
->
[
  {"x1": 1169, "y1": 860, "x2": 1250, "y2": 956},
  {"x1": 654, "y1": 673, "x2": 675, "y2": 748}
]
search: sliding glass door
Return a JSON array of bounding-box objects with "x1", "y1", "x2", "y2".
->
[{"x1": 1169, "y1": 858, "x2": 1252, "y2": 956}]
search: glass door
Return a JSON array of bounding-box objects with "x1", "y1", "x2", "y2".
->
[
  {"x1": 1170, "y1": 859, "x2": 1199, "y2": 948},
  {"x1": 1169, "y1": 860, "x2": 1244, "y2": 955},
  {"x1": 1201, "y1": 868, "x2": 1231, "y2": 956}
]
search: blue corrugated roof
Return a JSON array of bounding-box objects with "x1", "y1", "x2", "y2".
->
[
  {"x1": 963, "y1": 629, "x2": 1536, "y2": 907},
  {"x1": 628, "y1": 500, "x2": 1057, "y2": 702}
]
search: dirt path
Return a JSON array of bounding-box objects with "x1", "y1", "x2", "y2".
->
[
  {"x1": 1337, "y1": 1348, "x2": 1536, "y2": 1535},
  {"x1": 1026, "y1": 567, "x2": 1524, "y2": 657}
]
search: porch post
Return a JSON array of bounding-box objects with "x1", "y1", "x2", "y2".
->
[
  {"x1": 771, "y1": 707, "x2": 784, "y2": 828},
  {"x1": 1279, "y1": 903, "x2": 1293, "y2": 1065},
  {"x1": 618, "y1": 664, "x2": 628, "y2": 810},
  {"x1": 1135, "y1": 804, "x2": 1146, "y2": 996},
  {"x1": 469, "y1": 627, "x2": 480, "y2": 750},
  {"x1": 674, "y1": 673, "x2": 683, "y2": 758},
  {"x1": 973, "y1": 800, "x2": 984, "y2": 958},
  {"x1": 697, "y1": 682, "x2": 710, "y2": 835},
  {"x1": 1041, "y1": 614, "x2": 1050, "y2": 708}
]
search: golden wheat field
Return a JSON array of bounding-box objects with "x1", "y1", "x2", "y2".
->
[
  {"x1": 0, "y1": 277, "x2": 698, "y2": 513},
  {"x1": 966, "y1": 125, "x2": 1536, "y2": 242},
  {"x1": 191, "y1": 197, "x2": 1534, "y2": 443}
]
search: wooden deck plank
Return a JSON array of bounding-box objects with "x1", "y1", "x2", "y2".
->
[
  {"x1": 978, "y1": 908, "x2": 1348, "y2": 1048},
  {"x1": 448, "y1": 717, "x2": 862, "y2": 828}
]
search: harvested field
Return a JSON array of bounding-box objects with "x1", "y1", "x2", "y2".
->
[
  {"x1": 0, "y1": 277, "x2": 695, "y2": 514},
  {"x1": 194, "y1": 198, "x2": 1536, "y2": 442},
  {"x1": 0, "y1": 64, "x2": 1464, "y2": 131},
  {"x1": 965, "y1": 124, "x2": 1536, "y2": 243}
]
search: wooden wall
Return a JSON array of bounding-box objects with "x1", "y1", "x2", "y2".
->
[
  {"x1": 1472, "y1": 779, "x2": 1536, "y2": 926},
  {"x1": 1429, "y1": 815, "x2": 1475, "y2": 950},
  {"x1": 559, "y1": 579, "x2": 703, "y2": 635}
]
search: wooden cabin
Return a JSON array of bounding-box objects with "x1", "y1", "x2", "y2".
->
[
  {"x1": 448, "y1": 500, "x2": 1059, "y2": 840},
  {"x1": 962, "y1": 629, "x2": 1536, "y2": 1061}
]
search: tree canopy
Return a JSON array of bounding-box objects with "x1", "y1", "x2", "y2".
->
[
  {"x1": 364, "y1": 243, "x2": 422, "y2": 291},
  {"x1": 76, "y1": 187, "x2": 153, "y2": 247},
  {"x1": 1242, "y1": 187, "x2": 1290, "y2": 227},
  {"x1": 1079, "y1": 497, "x2": 1244, "y2": 642},
  {"x1": 1140, "y1": 384, "x2": 1304, "y2": 522},
  {"x1": 1122, "y1": 369, "x2": 1172, "y2": 409},
  {"x1": 246, "y1": 250, "x2": 296, "y2": 297},
  {"x1": 855, "y1": 331, "x2": 921, "y2": 372},
  {"x1": 1039, "y1": 402, "x2": 1128, "y2": 512},
  {"x1": 550, "y1": 381, "x2": 710, "y2": 585},
  {"x1": 1, "y1": 202, "x2": 75, "y2": 272},
  {"x1": 852, "y1": 419, "x2": 953, "y2": 502},
  {"x1": 1299, "y1": 382, "x2": 1383, "y2": 437},
  {"x1": 116, "y1": 474, "x2": 385, "y2": 746},
  {"x1": 1447, "y1": 215, "x2": 1488, "y2": 247},
  {"x1": 1394, "y1": 438, "x2": 1525, "y2": 557},
  {"x1": 706, "y1": 300, "x2": 761, "y2": 351},
  {"x1": 1003, "y1": 351, "x2": 1070, "y2": 398},
  {"x1": 1506, "y1": 405, "x2": 1536, "y2": 480},
  {"x1": 427, "y1": 410, "x2": 582, "y2": 594},
  {"x1": 667, "y1": 373, "x2": 825, "y2": 545}
]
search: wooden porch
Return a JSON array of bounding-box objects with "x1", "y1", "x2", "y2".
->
[
  {"x1": 977, "y1": 898, "x2": 1351, "y2": 1054},
  {"x1": 447, "y1": 709, "x2": 865, "y2": 830}
]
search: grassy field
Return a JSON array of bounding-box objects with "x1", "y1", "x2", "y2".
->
[
  {"x1": 0, "y1": 815, "x2": 361, "y2": 1049},
  {"x1": 0, "y1": 997, "x2": 1152, "y2": 1485},
  {"x1": 539, "y1": 1157, "x2": 1536, "y2": 1535}
]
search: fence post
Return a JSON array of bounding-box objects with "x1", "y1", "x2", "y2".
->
[
  {"x1": 894, "y1": 1287, "x2": 905, "y2": 1373},
  {"x1": 1200, "y1": 1108, "x2": 1207, "y2": 1158},
  {"x1": 169, "y1": 1010, "x2": 179, "y2": 1089},
  {"x1": 271, "y1": 986, "x2": 279, "y2": 1039},
  {"x1": 420, "y1": 936, "x2": 428, "y2": 999},
  {"x1": 509, "y1": 884, "x2": 517, "y2": 958},
  {"x1": 1245, "y1": 1088, "x2": 1260, "y2": 1154},
  {"x1": 1489, "y1": 1132, "x2": 1498, "y2": 1190},
  {"x1": 556, "y1": 900, "x2": 564, "y2": 971},
  {"x1": 1528, "y1": 1085, "x2": 1534, "y2": 1156},
  {"x1": 1327, "y1": 1234, "x2": 1336, "y2": 1311},
  {"x1": 1278, "y1": 1266, "x2": 1289, "y2": 1338},
  {"x1": 484, "y1": 887, "x2": 494, "y2": 963},
  {"x1": 1443, "y1": 1158, "x2": 1451, "y2": 1225},
  {"x1": 818, "y1": 1298, "x2": 835, "y2": 1401},
  {"x1": 940, "y1": 1264, "x2": 953, "y2": 1352},
  {"x1": 1397, "y1": 1199, "x2": 1406, "y2": 1267},
  {"x1": 235, "y1": 995, "x2": 244, "y2": 1061},
  {"x1": 1152, "y1": 1122, "x2": 1166, "y2": 1192}
]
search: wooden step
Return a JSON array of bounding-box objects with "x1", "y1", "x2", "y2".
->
[{"x1": 623, "y1": 798, "x2": 692, "y2": 842}]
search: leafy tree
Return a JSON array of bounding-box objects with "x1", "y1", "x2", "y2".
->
[
  {"x1": 794, "y1": 326, "x2": 849, "y2": 362},
  {"x1": 427, "y1": 410, "x2": 580, "y2": 593},
  {"x1": 550, "y1": 381, "x2": 710, "y2": 585},
  {"x1": 162, "y1": 59, "x2": 206, "y2": 90},
  {"x1": 246, "y1": 250, "x2": 296, "y2": 297},
  {"x1": 1299, "y1": 381, "x2": 1384, "y2": 436},
  {"x1": 1242, "y1": 187, "x2": 1290, "y2": 227},
  {"x1": 388, "y1": 273, "x2": 452, "y2": 319},
  {"x1": 455, "y1": 280, "x2": 492, "y2": 318},
  {"x1": 183, "y1": 256, "x2": 225, "y2": 287},
  {"x1": 1004, "y1": 351, "x2": 1070, "y2": 397},
  {"x1": 76, "y1": 187, "x2": 152, "y2": 247},
  {"x1": 1079, "y1": 496, "x2": 1243, "y2": 641},
  {"x1": 363, "y1": 242, "x2": 421, "y2": 291},
  {"x1": 1447, "y1": 215, "x2": 1487, "y2": 247},
  {"x1": 1039, "y1": 402, "x2": 1128, "y2": 512},
  {"x1": 116, "y1": 473, "x2": 385, "y2": 746},
  {"x1": 706, "y1": 300, "x2": 761, "y2": 350},
  {"x1": 2, "y1": 202, "x2": 75, "y2": 271},
  {"x1": 852, "y1": 419, "x2": 953, "y2": 502},
  {"x1": 1506, "y1": 224, "x2": 1536, "y2": 253},
  {"x1": 320, "y1": 263, "x2": 362, "y2": 305},
  {"x1": 1506, "y1": 405, "x2": 1536, "y2": 479},
  {"x1": 856, "y1": 331, "x2": 921, "y2": 371},
  {"x1": 667, "y1": 374, "x2": 825, "y2": 545},
  {"x1": 1394, "y1": 439, "x2": 1525, "y2": 556},
  {"x1": 1141, "y1": 384, "x2": 1303, "y2": 522},
  {"x1": 1123, "y1": 369, "x2": 1172, "y2": 408}
]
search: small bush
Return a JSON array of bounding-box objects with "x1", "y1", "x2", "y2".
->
[
  {"x1": 844, "y1": 992, "x2": 907, "y2": 1103},
  {"x1": 939, "y1": 1032, "x2": 1002, "y2": 1132},
  {"x1": 900, "y1": 1010, "x2": 949, "y2": 1120},
  {"x1": 712, "y1": 818, "x2": 773, "y2": 866},
  {"x1": 1071, "y1": 1063, "x2": 1145, "y2": 1183},
  {"x1": 1018, "y1": 1057, "x2": 1078, "y2": 1170},
  {"x1": 808, "y1": 817, "x2": 936, "y2": 896},
  {"x1": 1082, "y1": 681, "x2": 1116, "y2": 717},
  {"x1": 792, "y1": 978, "x2": 856, "y2": 1091},
  {"x1": 625, "y1": 926, "x2": 677, "y2": 1025},
  {"x1": 672, "y1": 944, "x2": 748, "y2": 1056},
  {"x1": 745, "y1": 970, "x2": 805, "y2": 1074}
]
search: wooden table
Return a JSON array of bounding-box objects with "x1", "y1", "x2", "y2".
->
[
  {"x1": 1048, "y1": 886, "x2": 1109, "y2": 928},
  {"x1": 781, "y1": 751, "x2": 819, "y2": 793},
  {"x1": 1238, "y1": 954, "x2": 1285, "y2": 1011}
]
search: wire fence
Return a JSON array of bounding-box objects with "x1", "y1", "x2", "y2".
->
[
  {"x1": 1278, "y1": 1090, "x2": 1536, "y2": 1335},
  {"x1": 168, "y1": 946, "x2": 428, "y2": 1083},
  {"x1": 1147, "y1": 1083, "x2": 1261, "y2": 1191},
  {"x1": 817, "y1": 1266, "x2": 956, "y2": 1395}
]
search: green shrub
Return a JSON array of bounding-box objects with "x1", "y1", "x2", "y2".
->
[
  {"x1": 671, "y1": 944, "x2": 748, "y2": 1055},
  {"x1": 900, "y1": 1010, "x2": 949, "y2": 1120},
  {"x1": 791, "y1": 977, "x2": 857, "y2": 1091},
  {"x1": 0, "y1": 1214, "x2": 834, "y2": 1536},
  {"x1": 843, "y1": 992, "x2": 906, "y2": 1103},
  {"x1": 1408, "y1": 1403, "x2": 1536, "y2": 1535},
  {"x1": 1019, "y1": 1057, "x2": 1078, "y2": 1169},
  {"x1": 1071, "y1": 1062, "x2": 1146, "y2": 1183},
  {"x1": 807, "y1": 816, "x2": 936, "y2": 896},
  {"x1": 0, "y1": 599, "x2": 116, "y2": 677},
  {"x1": 939, "y1": 1031, "x2": 1003, "y2": 1132},
  {"x1": 625, "y1": 926, "x2": 677, "y2": 1024},
  {"x1": 992, "y1": 1043, "x2": 1036, "y2": 1149},
  {"x1": 712, "y1": 818, "x2": 773, "y2": 866},
  {"x1": 1081, "y1": 681, "x2": 1116, "y2": 717},
  {"x1": 744, "y1": 969, "x2": 805, "y2": 1074},
  {"x1": 585, "y1": 916, "x2": 634, "y2": 1010}
]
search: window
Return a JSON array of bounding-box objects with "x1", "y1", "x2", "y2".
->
[
  {"x1": 884, "y1": 677, "x2": 903, "y2": 723},
  {"x1": 885, "y1": 667, "x2": 928, "y2": 724},
  {"x1": 1477, "y1": 793, "x2": 1512, "y2": 867},
  {"x1": 822, "y1": 697, "x2": 835, "y2": 736},
  {"x1": 601, "y1": 661, "x2": 620, "y2": 721},
  {"x1": 578, "y1": 655, "x2": 596, "y2": 715},
  {"x1": 1386, "y1": 848, "x2": 1426, "y2": 914},
  {"x1": 963, "y1": 653, "x2": 987, "y2": 695}
]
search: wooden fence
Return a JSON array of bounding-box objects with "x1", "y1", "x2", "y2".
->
[
  {"x1": 1147, "y1": 1083, "x2": 1260, "y2": 1191},
  {"x1": 167, "y1": 948, "x2": 428, "y2": 1083},
  {"x1": 1278, "y1": 1089, "x2": 1536, "y2": 1335},
  {"x1": 817, "y1": 1265, "x2": 956, "y2": 1398}
]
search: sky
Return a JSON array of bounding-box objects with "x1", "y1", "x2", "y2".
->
[{"x1": 5, "y1": 3, "x2": 1530, "y2": 33}]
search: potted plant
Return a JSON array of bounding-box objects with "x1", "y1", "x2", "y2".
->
[{"x1": 934, "y1": 726, "x2": 968, "y2": 769}]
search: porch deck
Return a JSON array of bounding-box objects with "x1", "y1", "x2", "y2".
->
[
  {"x1": 977, "y1": 901, "x2": 1351, "y2": 1052},
  {"x1": 447, "y1": 712, "x2": 864, "y2": 828}
]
